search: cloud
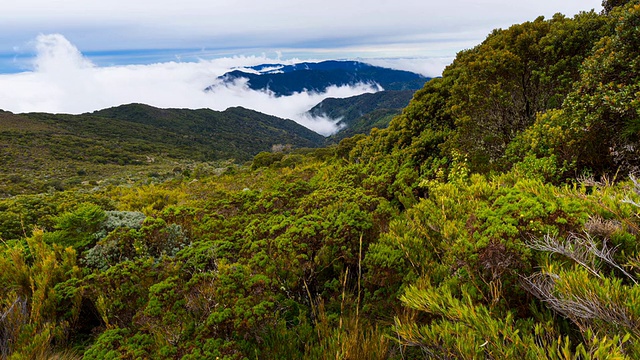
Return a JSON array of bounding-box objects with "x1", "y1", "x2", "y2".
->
[
  {"x1": 364, "y1": 57, "x2": 453, "y2": 77},
  {"x1": 0, "y1": 34, "x2": 386, "y2": 135},
  {"x1": 32, "y1": 34, "x2": 94, "y2": 72}
]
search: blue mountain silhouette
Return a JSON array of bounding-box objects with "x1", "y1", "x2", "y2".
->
[{"x1": 209, "y1": 60, "x2": 428, "y2": 96}]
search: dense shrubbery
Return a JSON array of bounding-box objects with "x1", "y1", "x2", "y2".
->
[{"x1": 3, "y1": 1, "x2": 640, "y2": 358}]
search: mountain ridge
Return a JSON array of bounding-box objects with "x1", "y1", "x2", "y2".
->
[
  {"x1": 0, "y1": 103, "x2": 326, "y2": 196},
  {"x1": 90, "y1": 103, "x2": 325, "y2": 147},
  {"x1": 209, "y1": 60, "x2": 429, "y2": 96},
  {"x1": 308, "y1": 90, "x2": 415, "y2": 142}
]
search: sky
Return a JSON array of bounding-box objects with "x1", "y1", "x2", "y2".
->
[{"x1": 0, "y1": 0, "x2": 603, "y2": 135}]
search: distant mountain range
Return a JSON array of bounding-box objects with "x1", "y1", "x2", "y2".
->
[{"x1": 209, "y1": 60, "x2": 429, "y2": 96}]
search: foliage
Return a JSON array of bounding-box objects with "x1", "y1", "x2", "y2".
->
[
  {"x1": 561, "y1": 2, "x2": 640, "y2": 174},
  {"x1": 602, "y1": 0, "x2": 633, "y2": 14},
  {"x1": 6, "y1": 2, "x2": 640, "y2": 359},
  {"x1": 443, "y1": 11, "x2": 610, "y2": 172},
  {"x1": 0, "y1": 104, "x2": 326, "y2": 197},
  {"x1": 0, "y1": 230, "x2": 82, "y2": 359}
]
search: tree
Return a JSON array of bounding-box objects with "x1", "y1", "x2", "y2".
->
[
  {"x1": 444, "y1": 12, "x2": 609, "y2": 172},
  {"x1": 445, "y1": 17, "x2": 553, "y2": 171},
  {"x1": 561, "y1": 1, "x2": 640, "y2": 173}
]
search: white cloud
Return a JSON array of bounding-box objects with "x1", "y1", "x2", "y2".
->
[
  {"x1": 363, "y1": 57, "x2": 453, "y2": 77},
  {"x1": 32, "y1": 34, "x2": 94, "y2": 72},
  {"x1": 0, "y1": 34, "x2": 383, "y2": 135}
]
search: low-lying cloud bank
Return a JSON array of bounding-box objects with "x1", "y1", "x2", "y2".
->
[{"x1": 0, "y1": 34, "x2": 438, "y2": 135}]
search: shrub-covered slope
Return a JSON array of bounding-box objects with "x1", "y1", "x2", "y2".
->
[
  {"x1": 4, "y1": 1, "x2": 640, "y2": 359},
  {"x1": 0, "y1": 104, "x2": 325, "y2": 196},
  {"x1": 90, "y1": 103, "x2": 326, "y2": 153}
]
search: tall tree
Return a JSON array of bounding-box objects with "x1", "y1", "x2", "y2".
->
[
  {"x1": 444, "y1": 12, "x2": 609, "y2": 172},
  {"x1": 563, "y1": 1, "x2": 640, "y2": 173}
]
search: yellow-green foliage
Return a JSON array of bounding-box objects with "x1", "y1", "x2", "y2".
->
[{"x1": 0, "y1": 230, "x2": 81, "y2": 359}]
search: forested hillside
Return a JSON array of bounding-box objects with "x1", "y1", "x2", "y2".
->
[
  {"x1": 309, "y1": 90, "x2": 415, "y2": 142},
  {"x1": 3, "y1": 1, "x2": 640, "y2": 359}
]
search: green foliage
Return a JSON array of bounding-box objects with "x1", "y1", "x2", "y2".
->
[
  {"x1": 447, "y1": 12, "x2": 607, "y2": 171},
  {"x1": 397, "y1": 284, "x2": 632, "y2": 359},
  {"x1": 507, "y1": 2, "x2": 640, "y2": 177},
  {"x1": 251, "y1": 151, "x2": 284, "y2": 169},
  {"x1": 603, "y1": 0, "x2": 633, "y2": 13},
  {"x1": 43, "y1": 203, "x2": 107, "y2": 251},
  {"x1": 561, "y1": 2, "x2": 640, "y2": 174},
  {"x1": 506, "y1": 109, "x2": 578, "y2": 180},
  {"x1": 5, "y1": 3, "x2": 640, "y2": 359}
]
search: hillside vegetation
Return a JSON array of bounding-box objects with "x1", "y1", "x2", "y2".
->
[
  {"x1": 0, "y1": 104, "x2": 325, "y2": 197},
  {"x1": 309, "y1": 90, "x2": 415, "y2": 142},
  {"x1": 3, "y1": 1, "x2": 640, "y2": 359}
]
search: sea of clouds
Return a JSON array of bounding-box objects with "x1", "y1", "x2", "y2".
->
[{"x1": 0, "y1": 34, "x2": 449, "y2": 135}]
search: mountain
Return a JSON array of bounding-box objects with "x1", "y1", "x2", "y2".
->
[
  {"x1": 0, "y1": 104, "x2": 325, "y2": 196},
  {"x1": 209, "y1": 60, "x2": 429, "y2": 96},
  {"x1": 90, "y1": 104, "x2": 325, "y2": 153},
  {"x1": 308, "y1": 90, "x2": 415, "y2": 142}
]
